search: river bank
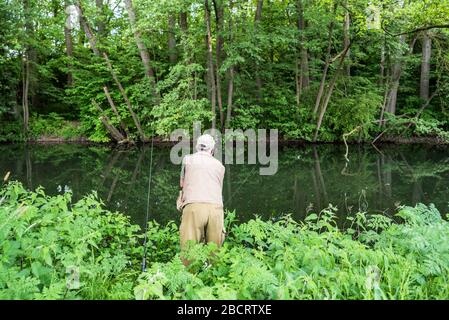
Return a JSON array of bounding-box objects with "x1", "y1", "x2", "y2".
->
[
  {"x1": 2, "y1": 114, "x2": 449, "y2": 146},
  {"x1": 3, "y1": 134, "x2": 449, "y2": 146}
]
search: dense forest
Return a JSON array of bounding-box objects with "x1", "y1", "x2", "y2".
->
[
  {"x1": 2, "y1": 0, "x2": 449, "y2": 302},
  {"x1": 1, "y1": 0, "x2": 449, "y2": 143}
]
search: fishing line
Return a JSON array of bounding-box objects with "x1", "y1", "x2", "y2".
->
[{"x1": 141, "y1": 137, "x2": 154, "y2": 272}]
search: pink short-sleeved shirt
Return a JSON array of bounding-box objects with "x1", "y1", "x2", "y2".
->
[{"x1": 181, "y1": 151, "x2": 225, "y2": 207}]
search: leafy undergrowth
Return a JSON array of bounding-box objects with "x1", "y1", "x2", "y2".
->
[
  {"x1": 29, "y1": 113, "x2": 86, "y2": 141},
  {"x1": 1, "y1": 182, "x2": 448, "y2": 300}
]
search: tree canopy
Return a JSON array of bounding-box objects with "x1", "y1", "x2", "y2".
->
[{"x1": 1, "y1": 0, "x2": 449, "y2": 143}]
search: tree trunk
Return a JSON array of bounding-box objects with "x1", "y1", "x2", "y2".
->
[
  {"x1": 22, "y1": 0, "x2": 34, "y2": 133},
  {"x1": 103, "y1": 86, "x2": 129, "y2": 136},
  {"x1": 103, "y1": 53, "x2": 147, "y2": 142},
  {"x1": 92, "y1": 99, "x2": 126, "y2": 142},
  {"x1": 64, "y1": 0, "x2": 73, "y2": 86},
  {"x1": 124, "y1": 0, "x2": 154, "y2": 77},
  {"x1": 205, "y1": 0, "x2": 217, "y2": 130},
  {"x1": 314, "y1": 43, "x2": 351, "y2": 142},
  {"x1": 313, "y1": 6, "x2": 336, "y2": 115},
  {"x1": 385, "y1": 34, "x2": 406, "y2": 115},
  {"x1": 298, "y1": 1, "x2": 309, "y2": 88},
  {"x1": 420, "y1": 31, "x2": 431, "y2": 103},
  {"x1": 296, "y1": 0, "x2": 309, "y2": 103},
  {"x1": 343, "y1": 3, "x2": 351, "y2": 76},
  {"x1": 225, "y1": 1, "x2": 235, "y2": 128},
  {"x1": 380, "y1": 35, "x2": 386, "y2": 85},
  {"x1": 75, "y1": 0, "x2": 146, "y2": 143},
  {"x1": 168, "y1": 15, "x2": 177, "y2": 64},
  {"x1": 22, "y1": 56, "x2": 30, "y2": 133},
  {"x1": 254, "y1": 0, "x2": 263, "y2": 101},
  {"x1": 180, "y1": 12, "x2": 188, "y2": 33},
  {"x1": 75, "y1": 1, "x2": 101, "y2": 56},
  {"x1": 95, "y1": 0, "x2": 106, "y2": 37},
  {"x1": 124, "y1": 0, "x2": 159, "y2": 103},
  {"x1": 226, "y1": 66, "x2": 234, "y2": 128},
  {"x1": 213, "y1": 0, "x2": 225, "y2": 129}
]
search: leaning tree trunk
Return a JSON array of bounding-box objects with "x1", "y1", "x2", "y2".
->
[
  {"x1": 103, "y1": 53, "x2": 147, "y2": 142},
  {"x1": 313, "y1": 5, "x2": 336, "y2": 115},
  {"x1": 103, "y1": 86, "x2": 129, "y2": 136},
  {"x1": 313, "y1": 43, "x2": 351, "y2": 142},
  {"x1": 124, "y1": 0, "x2": 159, "y2": 103},
  {"x1": 75, "y1": 0, "x2": 144, "y2": 143},
  {"x1": 92, "y1": 100, "x2": 126, "y2": 142},
  {"x1": 75, "y1": 1, "x2": 100, "y2": 56}
]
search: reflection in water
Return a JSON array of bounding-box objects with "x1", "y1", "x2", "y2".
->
[{"x1": 1, "y1": 143, "x2": 449, "y2": 227}]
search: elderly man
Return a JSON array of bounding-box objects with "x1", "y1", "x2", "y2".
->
[{"x1": 178, "y1": 134, "x2": 226, "y2": 258}]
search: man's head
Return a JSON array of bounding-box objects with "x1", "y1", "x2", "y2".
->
[{"x1": 196, "y1": 134, "x2": 215, "y2": 154}]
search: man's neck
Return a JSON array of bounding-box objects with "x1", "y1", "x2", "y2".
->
[{"x1": 196, "y1": 150, "x2": 212, "y2": 157}]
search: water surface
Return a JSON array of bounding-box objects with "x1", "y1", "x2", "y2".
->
[{"x1": 1, "y1": 143, "x2": 448, "y2": 226}]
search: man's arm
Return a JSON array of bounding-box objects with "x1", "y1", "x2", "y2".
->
[
  {"x1": 180, "y1": 157, "x2": 186, "y2": 188},
  {"x1": 219, "y1": 165, "x2": 225, "y2": 188}
]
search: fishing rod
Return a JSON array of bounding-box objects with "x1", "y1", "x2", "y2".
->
[
  {"x1": 141, "y1": 137, "x2": 154, "y2": 272},
  {"x1": 0, "y1": 172, "x2": 11, "y2": 206},
  {"x1": 2, "y1": 171, "x2": 11, "y2": 186}
]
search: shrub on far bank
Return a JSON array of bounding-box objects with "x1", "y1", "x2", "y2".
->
[{"x1": 28, "y1": 113, "x2": 86, "y2": 141}]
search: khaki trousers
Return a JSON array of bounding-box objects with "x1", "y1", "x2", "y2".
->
[{"x1": 180, "y1": 203, "x2": 225, "y2": 249}]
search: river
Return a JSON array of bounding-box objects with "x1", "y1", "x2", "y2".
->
[{"x1": 1, "y1": 143, "x2": 448, "y2": 226}]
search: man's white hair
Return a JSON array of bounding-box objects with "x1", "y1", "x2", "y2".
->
[{"x1": 196, "y1": 134, "x2": 215, "y2": 152}]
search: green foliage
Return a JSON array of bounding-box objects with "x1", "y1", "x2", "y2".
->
[
  {"x1": 150, "y1": 63, "x2": 212, "y2": 137},
  {"x1": 137, "y1": 204, "x2": 449, "y2": 300},
  {"x1": 0, "y1": 121, "x2": 25, "y2": 142},
  {"x1": 382, "y1": 113, "x2": 449, "y2": 142},
  {"x1": 326, "y1": 77, "x2": 383, "y2": 140},
  {"x1": 414, "y1": 118, "x2": 449, "y2": 142},
  {"x1": 1, "y1": 0, "x2": 449, "y2": 143},
  {"x1": 28, "y1": 113, "x2": 85, "y2": 141},
  {"x1": 0, "y1": 182, "x2": 142, "y2": 299},
  {"x1": 1, "y1": 182, "x2": 449, "y2": 300}
]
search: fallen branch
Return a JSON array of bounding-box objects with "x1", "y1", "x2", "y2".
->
[
  {"x1": 92, "y1": 99, "x2": 126, "y2": 143},
  {"x1": 103, "y1": 53, "x2": 147, "y2": 142},
  {"x1": 383, "y1": 24, "x2": 449, "y2": 37},
  {"x1": 342, "y1": 126, "x2": 362, "y2": 162},
  {"x1": 103, "y1": 86, "x2": 129, "y2": 136}
]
